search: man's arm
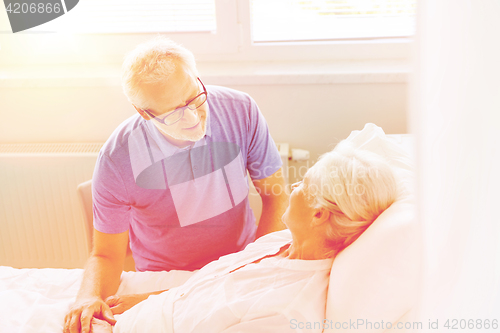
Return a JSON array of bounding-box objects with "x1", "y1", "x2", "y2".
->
[
  {"x1": 64, "y1": 229, "x2": 129, "y2": 333},
  {"x1": 252, "y1": 168, "x2": 289, "y2": 239}
]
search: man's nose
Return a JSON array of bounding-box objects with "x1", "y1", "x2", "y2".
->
[{"x1": 182, "y1": 108, "x2": 200, "y2": 123}]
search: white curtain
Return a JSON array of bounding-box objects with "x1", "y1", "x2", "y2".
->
[{"x1": 411, "y1": 0, "x2": 500, "y2": 329}]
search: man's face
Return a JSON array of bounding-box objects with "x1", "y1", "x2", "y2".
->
[{"x1": 140, "y1": 61, "x2": 208, "y2": 144}]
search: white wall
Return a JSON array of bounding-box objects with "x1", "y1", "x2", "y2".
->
[{"x1": 411, "y1": 0, "x2": 500, "y2": 325}]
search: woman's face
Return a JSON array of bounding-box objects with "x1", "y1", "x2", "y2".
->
[{"x1": 281, "y1": 175, "x2": 317, "y2": 233}]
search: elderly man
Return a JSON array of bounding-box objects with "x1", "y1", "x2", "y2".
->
[{"x1": 64, "y1": 36, "x2": 288, "y2": 333}]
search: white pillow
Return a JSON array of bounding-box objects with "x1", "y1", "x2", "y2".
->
[{"x1": 325, "y1": 124, "x2": 420, "y2": 332}]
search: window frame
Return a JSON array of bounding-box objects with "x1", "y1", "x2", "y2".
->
[{"x1": 0, "y1": 0, "x2": 413, "y2": 67}]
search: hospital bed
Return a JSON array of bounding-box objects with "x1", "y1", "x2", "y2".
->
[{"x1": 0, "y1": 124, "x2": 420, "y2": 332}]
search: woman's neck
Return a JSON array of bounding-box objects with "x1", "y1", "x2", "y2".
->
[{"x1": 280, "y1": 238, "x2": 334, "y2": 260}]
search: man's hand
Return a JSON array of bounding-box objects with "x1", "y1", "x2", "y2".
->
[
  {"x1": 253, "y1": 168, "x2": 289, "y2": 239},
  {"x1": 64, "y1": 297, "x2": 116, "y2": 333},
  {"x1": 63, "y1": 230, "x2": 128, "y2": 332}
]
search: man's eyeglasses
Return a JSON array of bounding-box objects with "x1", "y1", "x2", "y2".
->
[{"x1": 143, "y1": 77, "x2": 207, "y2": 126}]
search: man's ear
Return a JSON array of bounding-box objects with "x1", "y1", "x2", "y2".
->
[
  {"x1": 134, "y1": 105, "x2": 153, "y2": 120},
  {"x1": 311, "y1": 208, "x2": 331, "y2": 227}
]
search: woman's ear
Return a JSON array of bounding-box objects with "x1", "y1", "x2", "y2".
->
[{"x1": 311, "y1": 208, "x2": 331, "y2": 227}]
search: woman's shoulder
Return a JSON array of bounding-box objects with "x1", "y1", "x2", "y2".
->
[
  {"x1": 253, "y1": 229, "x2": 292, "y2": 246},
  {"x1": 199, "y1": 230, "x2": 293, "y2": 274}
]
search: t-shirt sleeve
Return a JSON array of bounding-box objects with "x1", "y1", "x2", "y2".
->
[
  {"x1": 92, "y1": 152, "x2": 131, "y2": 234},
  {"x1": 246, "y1": 96, "x2": 283, "y2": 180}
]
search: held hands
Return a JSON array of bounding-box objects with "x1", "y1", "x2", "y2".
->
[
  {"x1": 64, "y1": 297, "x2": 116, "y2": 333},
  {"x1": 64, "y1": 292, "x2": 163, "y2": 332}
]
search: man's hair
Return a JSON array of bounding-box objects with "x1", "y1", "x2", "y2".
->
[
  {"x1": 121, "y1": 36, "x2": 199, "y2": 111},
  {"x1": 305, "y1": 141, "x2": 397, "y2": 256}
]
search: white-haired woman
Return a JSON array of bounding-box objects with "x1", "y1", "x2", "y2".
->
[{"x1": 90, "y1": 141, "x2": 397, "y2": 333}]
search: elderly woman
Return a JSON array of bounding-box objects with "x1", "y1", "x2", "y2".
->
[{"x1": 90, "y1": 141, "x2": 397, "y2": 333}]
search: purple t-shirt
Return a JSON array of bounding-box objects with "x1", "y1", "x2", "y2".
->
[{"x1": 92, "y1": 85, "x2": 282, "y2": 271}]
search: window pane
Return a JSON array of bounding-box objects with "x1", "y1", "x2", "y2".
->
[
  {"x1": 32, "y1": 0, "x2": 216, "y2": 33},
  {"x1": 251, "y1": 0, "x2": 416, "y2": 42}
]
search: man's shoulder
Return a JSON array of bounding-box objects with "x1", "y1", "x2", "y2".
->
[
  {"x1": 206, "y1": 85, "x2": 258, "y2": 128},
  {"x1": 100, "y1": 114, "x2": 145, "y2": 159},
  {"x1": 206, "y1": 85, "x2": 253, "y2": 106}
]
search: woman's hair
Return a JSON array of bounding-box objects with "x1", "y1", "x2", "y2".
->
[
  {"x1": 305, "y1": 140, "x2": 397, "y2": 256},
  {"x1": 121, "y1": 36, "x2": 199, "y2": 111}
]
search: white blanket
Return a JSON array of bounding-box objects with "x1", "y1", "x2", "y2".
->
[
  {"x1": 114, "y1": 230, "x2": 333, "y2": 333},
  {"x1": 114, "y1": 288, "x2": 179, "y2": 333},
  {"x1": 0, "y1": 267, "x2": 194, "y2": 333}
]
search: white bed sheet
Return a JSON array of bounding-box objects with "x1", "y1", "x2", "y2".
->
[{"x1": 0, "y1": 266, "x2": 194, "y2": 333}]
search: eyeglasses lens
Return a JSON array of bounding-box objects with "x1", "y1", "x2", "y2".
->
[
  {"x1": 163, "y1": 109, "x2": 184, "y2": 125},
  {"x1": 187, "y1": 94, "x2": 206, "y2": 110}
]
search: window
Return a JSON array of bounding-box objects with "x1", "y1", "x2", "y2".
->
[
  {"x1": 0, "y1": 0, "x2": 238, "y2": 65},
  {"x1": 31, "y1": 0, "x2": 217, "y2": 33},
  {"x1": 251, "y1": 0, "x2": 417, "y2": 42}
]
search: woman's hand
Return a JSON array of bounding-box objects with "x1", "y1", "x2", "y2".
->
[
  {"x1": 104, "y1": 290, "x2": 167, "y2": 315},
  {"x1": 104, "y1": 293, "x2": 149, "y2": 315},
  {"x1": 90, "y1": 318, "x2": 113, "y2": 333}
]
